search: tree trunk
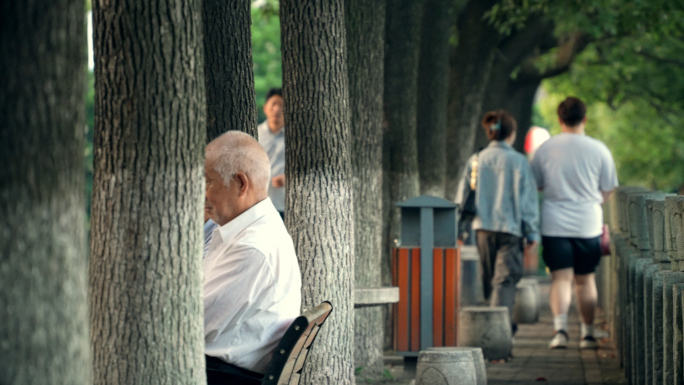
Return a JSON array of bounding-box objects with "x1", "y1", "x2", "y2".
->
[
  {"x1": 0, "y1": 1, "x2": 90, "y2": 383},
  {"x1": 90, "y1": 0, "x2": 206, "y2": 383},
  {"x1": 506, "y1": 81, "x2": 540, "y2": 151},
  {"x1": 202, "y1": 0, "x2": 257, "y2": 141},
  {"x1": 445, "y1": 0, "x2": 500, "y2": 201},
  {"x1": 345, "y1": 0, "x2": 385, "y2": 378},
  {"x1": 477, "y1": 78, "x2": 540, "y2": 152},
  {"x1": 382, "y1": 0, "x2": 423, "y2": 350},
  {"x1": 281, "y1": 1, "x2": 355, "y2": 384},
  {"x1": 477, "y1": 18, "x2": 554, "y2": 151},
  {"x1": 417, "y1": 0, "x2": 452, "y2": 198}
]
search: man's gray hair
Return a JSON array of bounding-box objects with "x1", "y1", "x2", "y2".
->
[{"x1": 208, "y1": 131, "x2": 271, "y2": 192}]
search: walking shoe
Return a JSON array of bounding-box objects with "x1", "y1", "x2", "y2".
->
[
  {"x1": 580, "y1": 336, "x2": 599, "y2": 349},
  {"x1": 549, "y1": 330, "x2": 569, "y2": 349}
]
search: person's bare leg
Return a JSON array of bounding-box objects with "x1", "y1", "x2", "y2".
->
[
  {"x1": 550, "y1": 268, "x2": 574, "y2": 319},
  {"x1": 548, "y1": 268, "x2": 574, "y2": 348},
  {"x1": 575, "y1": 273, "x2": 599, "y2": 347},
  {"x1": 574, "y1": 273, "x2": 597, "y2": 324}
]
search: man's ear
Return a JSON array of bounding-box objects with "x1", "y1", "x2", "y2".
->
[{"x1": 234, "y1": 172, "x2": 250, "y2": 196}]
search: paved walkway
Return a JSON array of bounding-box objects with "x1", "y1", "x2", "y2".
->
[{"x1": 363, "y1": 279, "x2": 627, "y2": 385}]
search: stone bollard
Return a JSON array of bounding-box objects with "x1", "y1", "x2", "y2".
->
[
  {"x1": 664, "y1": 196, "x2": 684, "y2": 269},
  {"x1": 662, "y1": 272, "x2": 684, "y2": 385},
  {"x1": 674, "y1": 283, "x2": 684, "y2": 385},
  {"x1": 458, "y1": 307, "x2": 512, "y2": 360},
  {"x1": 416, "y1": 349, "x2": 476, "y2": 385},
  {"x1": 460, "y1": 245, "x2": 483, "y2": 306},
  {"x1": 512, "y1": 280, "x2": 539, "y2": 324},
  {"x1": 627, "y1": 190, "x2": 659, "y2": 383},
  {"x1": 632, "y1": 256, "x2": 651, "y2": 384},
  {"x1": 427, "y1": 347, "x2": 486, "y2": 385},
  {"x1": 644, "y1": 262, "x2": 662, "y2": 385}
]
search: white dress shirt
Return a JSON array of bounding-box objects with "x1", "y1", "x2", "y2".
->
[
  {"x1": 204, "y1": 198, "x2": 301, "y2": 373},
  {"x1": 257, "y1": 122, "x2": 285, "y2": 212}
]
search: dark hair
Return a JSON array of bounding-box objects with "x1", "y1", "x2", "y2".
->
[
  {"x1": 265, "y1": 88, "x2": 282, "y2": 103},
  {"x1": 557, "y1": 97, "x2": 586, "y2": 127},
  {"x1": 481, "y1": 110, "x2": 517, "y2": 141}
]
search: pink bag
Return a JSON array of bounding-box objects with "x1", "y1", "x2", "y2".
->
[{"x1": 600, "y1": 224, "x2": 611, "y2": 256}]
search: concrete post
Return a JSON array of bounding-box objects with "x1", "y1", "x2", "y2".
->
[
  {"x1": 645, "y1": 263, "x2": 661, "y2": 385},
  {"x1": 627, "y1": 191, "x2": 661, "y2": 384},
  {"x1": 633, "y1": 256, "x2": 651, "y2": 384},
  {"x1": 662, "y1": 273, "x2": 684, "y2": 385},
  {"x1": 458, "y1": 307, "x2": 511, "y2": 360},
  {"x1": 416, "y1": 349, "x2": 476, "y2": 385},
  {"x1": 427, "y1": 347, "x2": 486, "y2": 385},
  {"x1": 512, "y1": 282, "x2": 538, "y2": 324},
  {"x1": 664, "y1": 196, "x2": 684, "y2": 270},
  {"x1": 654, "y1": 268, "x2": 673, "y2": 385},
  {"x1": 460, "y1": 245, "x2": 482, "y2": 306},
  {"x1": 673, "y1": 283, "x2": 684, "y2": 385}
]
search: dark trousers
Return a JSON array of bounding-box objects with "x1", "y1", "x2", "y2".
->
[
  {"x1": 205, "y1": 355, "x2": 263, "y2": 385},
  {"x1": 476, "y1": 230, "x2": 524, "y2": 319}
]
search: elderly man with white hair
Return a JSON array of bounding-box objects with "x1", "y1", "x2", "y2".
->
[{"x1": 203, "y1": 131, "x2": 301, "y2": 384}]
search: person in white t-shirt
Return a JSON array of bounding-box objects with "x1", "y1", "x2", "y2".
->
[
  {"x1": 257, "y1": 88, "x2": 286, "y2": 217},
  {"x1": 203, "y1": 131, "x2": 302, "y2": 384},
  {"x1": 531, "y1": 97, "x2": 618, "y2": 350}
]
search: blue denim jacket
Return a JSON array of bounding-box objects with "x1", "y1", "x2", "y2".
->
[{"x1": 455, "y1": 141, "x2": 540, "y2": 241}]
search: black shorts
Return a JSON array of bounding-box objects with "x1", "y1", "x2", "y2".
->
[{"x1": 541, "y1": 235, "x2": 602, "y2": 275}]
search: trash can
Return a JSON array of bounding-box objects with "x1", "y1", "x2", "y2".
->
[{"x1": 392, "y1": 196, "x2": 461, "y2": 356}]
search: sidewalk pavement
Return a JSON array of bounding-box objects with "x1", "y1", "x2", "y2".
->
[{"x1": 358, "y1": 279, "x2": 627, "y2": 385}]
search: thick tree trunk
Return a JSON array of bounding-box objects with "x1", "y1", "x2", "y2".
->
[
  {"x1": 445, "y1": 0, "x2": 500, "y2": 201},
  {"x1": 382, "y1": 0, "x2": 423, "y2": 350},
  {"x1": 90, "y1": 0, "x2": 206, "y2": 383},
  {"x1": 477, "y1": 79, "x2": 540, "y2": 152},
  {"x1": 345, "y1": 0, "x2": 385, "y2": 378},
  {"x1": 417, "y1": 0, "x2": 451, "y2": 198},
  {"x1": 0, "y1": 1, "x2": 90, "y2": 383},
  {"x1": 477, "y1": 18, "x2": 554, "y2": 151},
  {"x1": 281, "y1": 1, "x2": 355, "y2": 384},
  {"x1": 507, "y1": 81, "x2": 540, "y2": 151},
  {"x1": 202, "y1": 0, "x2": 257, "y2": 141}
]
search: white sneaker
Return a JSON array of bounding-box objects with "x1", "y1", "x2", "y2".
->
[
  {"x1": 580, "y1": 336, "x2": 599, "y2": 349},
  {"x1": 549, "y1": 330, "x2": 569, "y2": 349}
]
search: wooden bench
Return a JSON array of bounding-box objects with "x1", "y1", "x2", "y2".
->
[
  {"x1": 207, "y1": 301, "x2": 333, "y2": 385},
  {"x1": 260, "y1": 301, "x2": 333, "y2": 385}
]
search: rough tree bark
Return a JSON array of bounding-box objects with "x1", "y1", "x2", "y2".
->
[
  {"x1": 281, "y1": 1, "x2": 355, "y2": 384},
  {"x1": 507, "y1": 82, "x2": 541, "y2": 151},
  {"x1": 202, "y1": 0, "x2": 257, "y2": 141},
  {"x1": 445, "y1": 0, "x2": 500, "y2": 201},
  {"x1": 417, "y1": 0, "x2": 452, "y2": 198},
  {"x1": 0, "y1": 1, "x2": 90, "y2": 383},
  {"x1": 90, "y1": 0, "x2": 206, "y2": 383},
  {"x1": 345, "y1": 0, "x2": 386, "y2": 378},
  {"x1": 382, "y1": 0, "x2": 423, "y2": 350}
]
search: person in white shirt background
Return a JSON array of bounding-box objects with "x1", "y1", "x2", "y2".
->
[
  {"x1": 203, "y1": 131, "x2": 302, "y2": 384},
  {"x1": 257, "y1": 88, "x2": 286, "y2": 218},
  {"x1": 531, "y1": 97, "x2": 618, "y2": 350}
]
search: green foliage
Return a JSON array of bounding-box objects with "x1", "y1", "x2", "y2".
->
[
  {"x1": 520, "y1": 0, "x2": 684, "y2": 192},
  {"x1": 484, "y1": 0, "x2": 548, "y2": 35},
  {"x1": 538, "y1": 84, "x2": 684, "y2": 192},
  {"x1": 252, "y1": 3, "x2": 282, "y2": 123}
]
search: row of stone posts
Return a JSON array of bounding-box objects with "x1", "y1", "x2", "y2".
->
[{"x1": 608, "y1": 186, "x2": 684, "y2": 385}]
